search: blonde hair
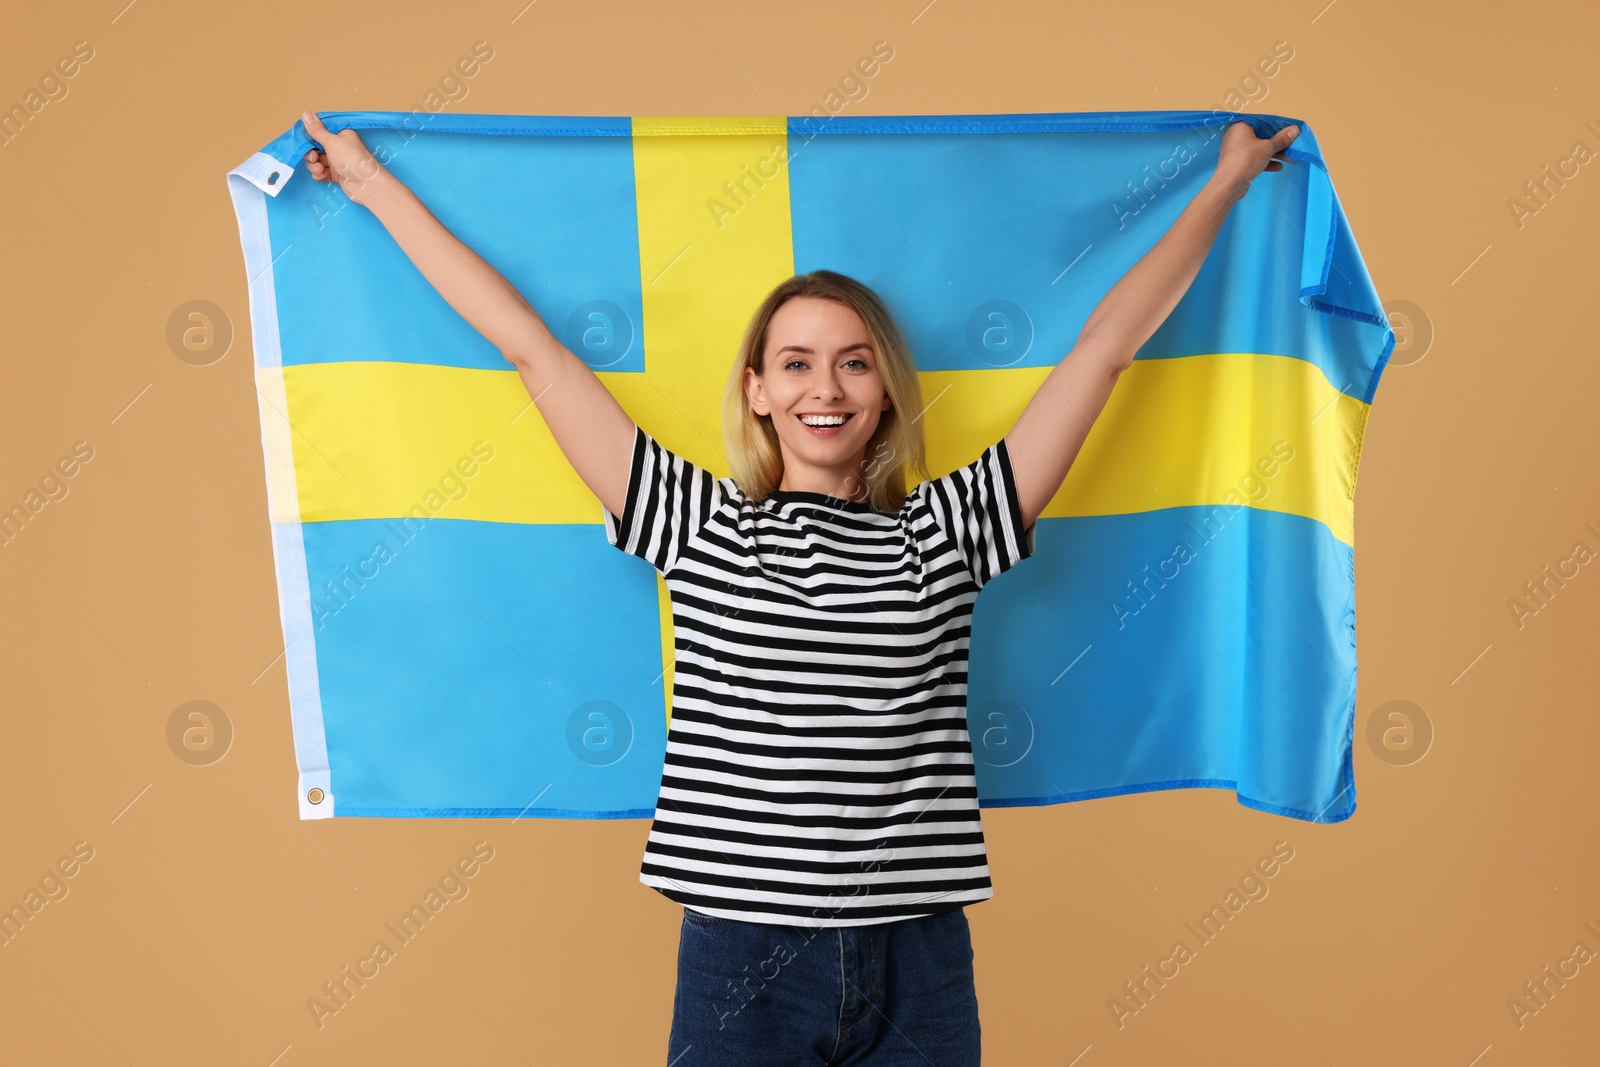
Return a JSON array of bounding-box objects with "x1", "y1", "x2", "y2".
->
[{"x1": 721, "y1": 270, "x2": 930, "y2": 513}]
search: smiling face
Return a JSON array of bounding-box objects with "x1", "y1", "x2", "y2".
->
[{"x1": 744, "y1": 295, "x2": 893, "y2": 501}]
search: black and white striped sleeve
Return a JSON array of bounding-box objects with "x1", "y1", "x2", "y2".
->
[
  {"x1": 917, "y1": 436, "x2": 1037, "y2": 590},
  {"x1": 602, "y1": 423, "x2": 725, "y2": 574}
]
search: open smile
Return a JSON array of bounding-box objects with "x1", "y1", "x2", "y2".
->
[{"x1": 796, "y1": 412, "x2": 854, "y2": 436}]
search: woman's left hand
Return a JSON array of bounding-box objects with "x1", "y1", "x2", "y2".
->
[{"x1": 1211, "y1": 121, "x2": 1299, "y2": 205}]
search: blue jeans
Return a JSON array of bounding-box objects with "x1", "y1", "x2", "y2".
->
[{"x1": 666, "y1": 905, "x2": 981, "y2": 1066}]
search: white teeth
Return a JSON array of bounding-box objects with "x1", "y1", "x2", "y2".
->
[{"x1": 799, "y1": 414, "x2": 848, "y2": 427}]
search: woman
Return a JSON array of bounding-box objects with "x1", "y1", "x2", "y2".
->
[{"x1": 299, "y1": 109, "x2": 1296, "y2": 1065}]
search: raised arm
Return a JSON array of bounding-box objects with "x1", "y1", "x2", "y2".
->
[
  {"x1": 299, "y1": 111, "x2": 636, "y2": 519},
  {"x1": 1004, "y1": 121, "x2": 1301, "y2": 531}
]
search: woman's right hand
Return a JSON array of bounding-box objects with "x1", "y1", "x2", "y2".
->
[{"x1": 301, "y1": 110, "x2": 389, "y2": 206}]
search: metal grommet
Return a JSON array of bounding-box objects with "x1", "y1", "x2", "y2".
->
[
  {"x1": 267, "y1": 171, "x2": 280, "y2": 186},
  {"x1": 307, "y1": 787, "x2": 325, "y2": 805}
]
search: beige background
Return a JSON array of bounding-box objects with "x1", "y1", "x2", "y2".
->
[{"x1": 2, "y1": 0, "x2": 1597, "y2": 1063}]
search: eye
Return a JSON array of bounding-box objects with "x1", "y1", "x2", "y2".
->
[
  {"x1": 784, "y1": 359, "x2": 807, "y2": 371},
  {"x1": 845, "y1": 358, "x2": 869, "y2": 370}
]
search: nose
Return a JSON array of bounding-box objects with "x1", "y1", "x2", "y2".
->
[{"x1": 813, "y1": 366, "x2": 843, "y2": 402}]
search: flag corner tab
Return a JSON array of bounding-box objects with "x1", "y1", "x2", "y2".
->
[{"x1": 230, "y1": 151, "x2": 297, "y2": 197}]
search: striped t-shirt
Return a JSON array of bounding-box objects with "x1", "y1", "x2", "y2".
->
[{"x1": 603, "y1": 423, "x2": 1036, "y2": 927}]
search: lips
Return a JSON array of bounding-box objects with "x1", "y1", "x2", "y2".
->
[{"x1": 796, "y1": 412, "x2": 853, "y2": 436}]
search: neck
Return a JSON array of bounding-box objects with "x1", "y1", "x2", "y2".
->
[{"x1": 771, "y1": 454, "x2": 870, "y2": 502}]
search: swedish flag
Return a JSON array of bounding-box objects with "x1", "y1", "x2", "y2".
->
[{"x1": 227, "y1": 109, "x2": 1389, "y2": 824}]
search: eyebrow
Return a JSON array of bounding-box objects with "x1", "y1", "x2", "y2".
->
[{"x1": 774, "y1": 343, "x2": 874, "y2": 357}]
